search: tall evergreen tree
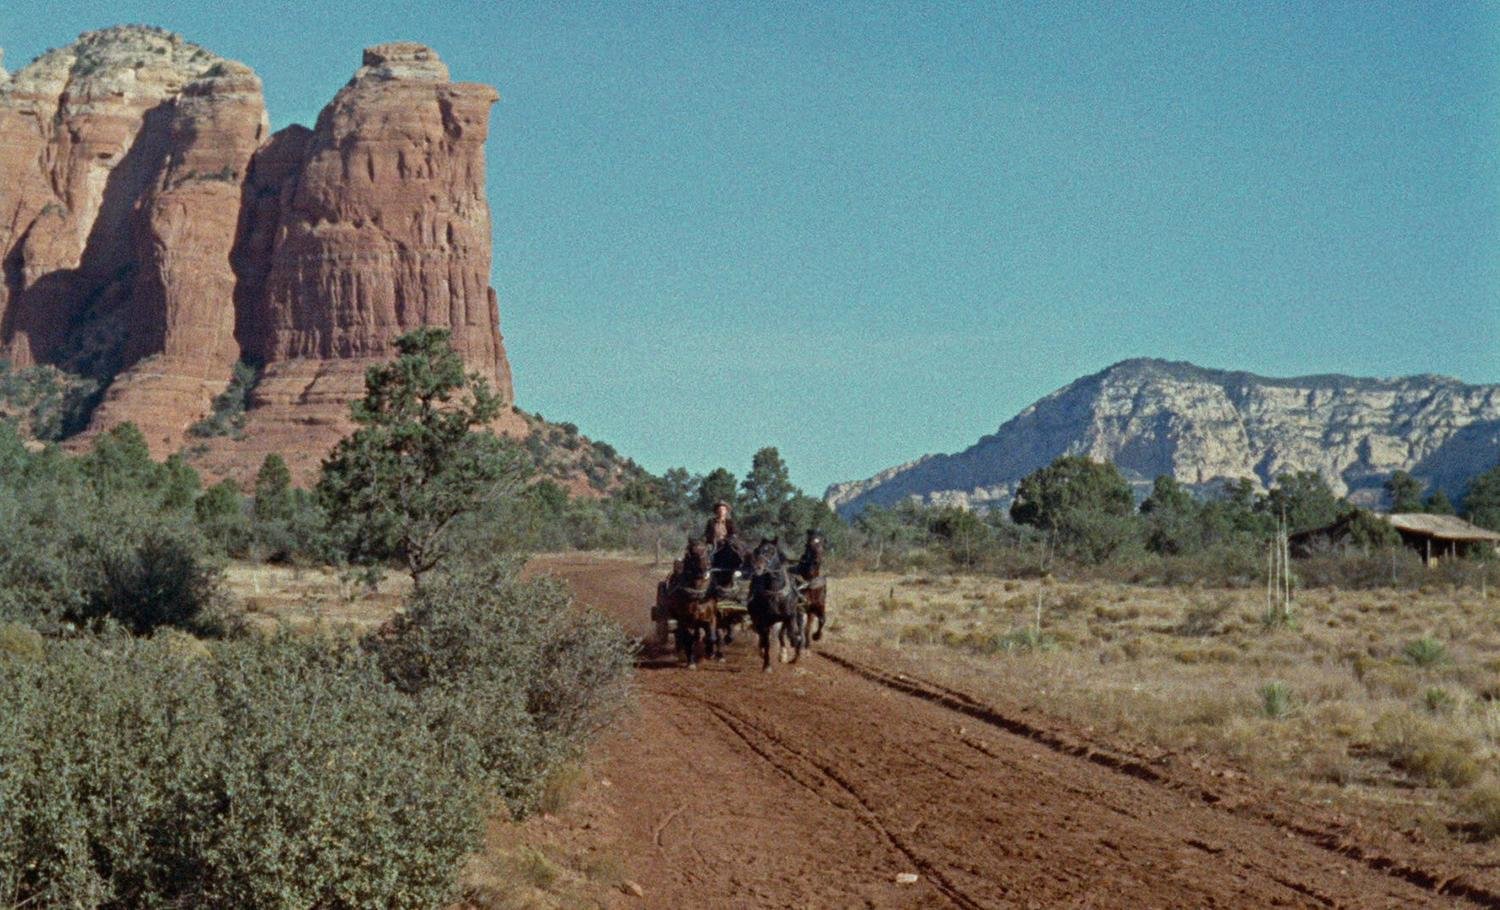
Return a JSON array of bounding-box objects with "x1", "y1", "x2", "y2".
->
[
  {"x1": 1422, "y1": 489, "x2": 1455, "y2": 516},
  {"x1": 695, "y1": 468, "x2": 737, "y2": 514},
  {"x1": 317, "y1": 328, "x2": 529, "y2": 588},
  {"x1": 1463, "y1": 465, "x2": 1500, "y2": 531},
  {"x1": 1259, "y1": 471, "x2": 1342, "y2": 533},
  {"x1": 739, "y1": 447, "x2": 795, "y2": 535},
  {"x1": 1383, "y1": 470, "x2": 1425, "y2": 513},
  {"x1": 252, "y1": 454, "x2": 295, "y2": 524}
]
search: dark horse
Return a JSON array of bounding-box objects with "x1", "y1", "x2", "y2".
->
[
  {"x1": 792, "y1": 530, "x2": 828, "y2": 644},
  {"x1": 709, "y1": 536, "x2": 751, "y2": 597},
  {"x1": 746, "y1": 537, "x2": 805, "y2": 672},
  {"x1": 663, "y1": 539, "x2": 722, "y2": 667},
  {"x1": 709, "y1": 535, "x2": 752, "y2": 642}
]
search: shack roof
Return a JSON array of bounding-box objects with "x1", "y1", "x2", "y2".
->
[{"x1": 1385, "y1": 513, "x2": 1500, "y2": 543}]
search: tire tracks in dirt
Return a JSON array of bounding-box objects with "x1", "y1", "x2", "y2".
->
[
  {"x1": 815, "y1": 648, "x2": 1500, "y2": 909},
  {"x1": 671, "y1": 688, "x2": 989, "y2": 910}
]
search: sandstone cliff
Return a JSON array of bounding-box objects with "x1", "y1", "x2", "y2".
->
[
  {"x1": 826, "y1": 359, "x2": 1500, "y2": 516},
  {"x1": 0, "y1": 28, "x2": 516, "y2": 478}
]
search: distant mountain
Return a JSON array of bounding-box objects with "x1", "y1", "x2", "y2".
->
[{"x1": 825, "y1": 359, "x2": 1500, "y2": 517}]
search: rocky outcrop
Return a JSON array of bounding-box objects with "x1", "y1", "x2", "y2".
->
[
  {"x1": 826, "y1": 359, "x2": 1500, "y2": 516},
  {"x1": 248, "y1": 42, "x2": 509, "y2": 383},
  {"x1": 0, "y1": 28, "x2": 515, "y2": 470},
  {"x1": 87, "y1": 60, "x2": 270, "y2": 447},
  {"x1": 0, "y1": 27, "x2": 228, "y2": 378}
]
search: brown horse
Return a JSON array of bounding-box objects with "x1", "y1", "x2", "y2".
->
[
  {"x1": 663, "y1": 539, "x2": 723, "y2": 667},
  {"x1": 793, "y1": 530, "x2": 828, "y2": 643}
]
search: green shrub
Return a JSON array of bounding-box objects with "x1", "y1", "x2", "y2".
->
[
  {"x1": 0, "y1": 621, "x2": 44, "y2": 660},
  {"x1": 186, "y1": 361, "x2": 256, "y2": 438},
  {"x1": 0, "y1": 471, "x2": 229, "y2": 635},
  {"x1": 1177, "y1": 598, "x2": 1229, "y2": 637},
  {"x1": 1402, "y1": 636, "x2": 1447, "y2": 667},
  {"x1": 0, "y1": 634, "x2": 480, "y2": 908},
  {"x1": 365, "y1": 558, "x2": 633, "y2": 815},
  {"x1": 1424, "y1": 687, "x2": 1456, "y2": 714},
  {"x1": 1259, "y1": 681, "x2": 1292, "y2": 719},
  {"x1": 80, "y1": 523, "x2": 225, "y2": 635}
]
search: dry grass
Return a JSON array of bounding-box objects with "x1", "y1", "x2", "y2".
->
[
  {"x1": 458, "y1": 792, "x2": 625, "y2": 910},
  {"x1": 223, "y1": 563, "x2": 410, "y2": 635},
  {"x1": 830, "y1": 571, "x2": 1500, "y2": 839}
]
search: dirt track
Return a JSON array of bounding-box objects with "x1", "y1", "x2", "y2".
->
[{"x1": 534, "y1": 556, "x2": 1494, "y2": 909}]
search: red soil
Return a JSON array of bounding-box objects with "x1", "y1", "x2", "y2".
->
[{"x1": 527, "y1": 556, "x2": 1498, "y2": 909}]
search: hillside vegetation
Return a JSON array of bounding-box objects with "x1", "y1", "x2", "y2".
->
[{"x1": 0, "y1": 330, "x2": 632, "y2": 908}]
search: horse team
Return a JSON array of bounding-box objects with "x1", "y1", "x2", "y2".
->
[{"x1": 655, "y1": 530, "x2": 827, "y2": 672}]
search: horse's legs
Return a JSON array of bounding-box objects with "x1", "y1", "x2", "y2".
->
[
  {"x1": 790, "y1": 608, "x2": 805, "y2": 663},
  {"x1": 710, "y1": 610, "x2": 725, "y2": 661},
  {"x1": 776, "y1": 619, "x2": 789, "y2": 664},
  {"x1": 758, "y1": 623, "x2": 772, "y2": 672}
]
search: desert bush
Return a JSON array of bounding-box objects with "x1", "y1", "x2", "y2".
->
[
  {"x1": 1259, "y1": 681, "x2": 1293, "y2": 719},
  {"x1": 1177, "y1": 597, "x2": 1230, "y2": 636},
  {"x1": 79, "y1": 522, "x2": 225, "y2": 635},
  {"x1": 0, "y1": 634, "x2": 480, "y2": 908},
  {"x1": 0, "y1": 485, "x2": 227, "y2": 636},
  {"x1": 0, "y1": 621, "x2": 43, "y2": 660},
  {"x1": 1403, "y1": 636, "x2": 1448, "y2": 668},
  {"x1": 186, "y1": 360, "x2": 256, "y2": 438},
  {"x1": 1465, "y1": 780, "x2": 1500, "y2": 840},
  {"x1": 365, "y1": 558, "x2": 633, "y2": 815},
  {"x1": 1425, "y1": 687, "x2": 1457, "y2": 714},
  {"x1": 1373, "y1": 712, "x2": 1482, "y2": 788}
]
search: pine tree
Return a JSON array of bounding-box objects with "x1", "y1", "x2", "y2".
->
[{"x1": 317, "y1": 328, "x2": 529, "y2": 588}]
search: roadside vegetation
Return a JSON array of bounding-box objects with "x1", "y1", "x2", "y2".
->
[{"x1": 0, "y1": 330, "x2": 631, "y2": 909}]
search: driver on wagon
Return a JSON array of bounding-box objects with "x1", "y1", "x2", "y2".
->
[{"x1": 704, "y1": 500, "x2": 737, "y2": 550}]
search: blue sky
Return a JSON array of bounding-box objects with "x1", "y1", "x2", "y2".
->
[{"x1": 4, "y1": 2, "x2": 1497, "y2": 493}]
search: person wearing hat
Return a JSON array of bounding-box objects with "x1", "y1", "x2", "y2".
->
[{"x1": 703, "y1": 500, "x2": 737, "y2": 549}]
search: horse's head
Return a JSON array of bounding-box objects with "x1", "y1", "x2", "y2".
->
[
  {"x1": 684, "y1": 538, "x2": 709, "y2": 577},
  {"x1": 751, "y1": 537, "x2": 784, "y2": 576},
  {"x1": 804, "y1": 530, "x2": 825, "y2": 560}
]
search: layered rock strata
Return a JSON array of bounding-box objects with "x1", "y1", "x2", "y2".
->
[{"x1": 0, "y1": 29, "x2": 514, "y2": 471}]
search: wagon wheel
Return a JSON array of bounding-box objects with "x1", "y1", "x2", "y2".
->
[{"x1": 650, "y1": 602, "x2": 671, "y2": 647}]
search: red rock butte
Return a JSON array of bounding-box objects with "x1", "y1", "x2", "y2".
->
[{"x1": 0, "y1": 27, "x2": 519, "y2": 481}]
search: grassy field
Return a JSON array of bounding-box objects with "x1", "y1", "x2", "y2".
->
[{"x1": 828, "y1": 570, "x2": 1500, "y2": 840}]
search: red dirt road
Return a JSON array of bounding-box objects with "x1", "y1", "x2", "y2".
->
[{"x1": 534, "y1": 556, "x2": 1494, "y2": 909}]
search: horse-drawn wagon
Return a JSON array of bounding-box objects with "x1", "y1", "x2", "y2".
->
[
  {"x1": 652, "y1": 531, "x2": 827, "y2": 670},
  {"x1": 652, "y1": 541, "x2": 750, "y2": 648}
]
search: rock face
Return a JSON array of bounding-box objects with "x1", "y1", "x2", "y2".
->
[
  {"x1": 0, "y1": 28, "x2": 515, "y2": 473},
  {"x1": 826, "y1": 359, "x2": 1500, "y2": 516}
]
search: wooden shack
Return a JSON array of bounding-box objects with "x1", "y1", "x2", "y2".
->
[
  {"x1": 1384, "y1": 513, "x2": 1500, "y2": 566},
  {"x1": 1290, "y1": 512, "x2": 1500, "y2": 566}
]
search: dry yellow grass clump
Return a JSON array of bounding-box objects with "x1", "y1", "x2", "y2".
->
[
  {"x1": 223, "y1": 563, "x2": 410, "y2": 635},
  {"x1": 829, "y1": 571, "x2": 1500, "y2": 839}
]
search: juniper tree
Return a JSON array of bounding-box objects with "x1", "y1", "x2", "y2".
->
[{"x1": 317, "y1": 328, "x2": 529, "y2": 588}]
